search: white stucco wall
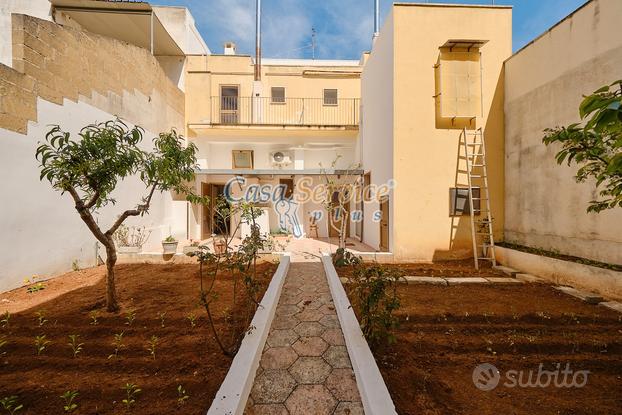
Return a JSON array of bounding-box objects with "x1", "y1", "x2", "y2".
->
[
  {"x1": 504, "y1": 0, "x2": 622, "y2": 265},
  {"x1": 360, "y1": 12, "x2": 395, "y2": 251},
  {"x1": 0, "y1": 0, "x2": 52, "y2": 67},
  {"x1": 0, "y1": 98, "x2": 187, "y2": 292}
]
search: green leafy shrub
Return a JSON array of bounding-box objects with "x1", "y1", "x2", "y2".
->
[
  {"x1": 345, "y1": 263, "x2": 403, "y2": 347},
  {"x1": 332, "y1": 248, "x2": 362, "y2": 267}
]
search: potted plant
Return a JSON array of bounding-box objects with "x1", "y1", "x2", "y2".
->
[
  {"x1": 113, "y1": 224, "x2": 151, "y2": 254},
  {"x1": 183, "y1": 239, "x2": 201, "y2": 255},
  {"x1": 162, "y1": 235, "x2": 178, "y2": 254}
]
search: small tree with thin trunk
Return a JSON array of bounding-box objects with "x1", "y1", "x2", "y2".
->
[{"x1": 36, "y1": 119, "x2": 204, "y2": 312}]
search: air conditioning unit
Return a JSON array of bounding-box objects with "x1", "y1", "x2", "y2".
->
[{"x1": 270, "y1": 151, "x2": 292, "y2": 167}]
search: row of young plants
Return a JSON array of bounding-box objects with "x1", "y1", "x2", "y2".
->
[
  {"x1": 0, "y1": 307, "x2": 202, "y2": 414},
  {"x1": 1, "y1": 383, "x2": 189, "y2": 414}
]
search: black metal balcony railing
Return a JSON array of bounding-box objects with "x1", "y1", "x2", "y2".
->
[{"x1": 210, "y1": 96, "x2": 360, "y2": 127}]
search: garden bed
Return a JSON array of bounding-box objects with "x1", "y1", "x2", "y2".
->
[
  {"x1": 0, "y1": 262, "x2": 278, "y2": 414},
  {"x1": 337, "y1": 259, "x2": 502, "y2": 279},
  {"x1": 337, "y1": 264, "x2": 622, "y2": 414}
]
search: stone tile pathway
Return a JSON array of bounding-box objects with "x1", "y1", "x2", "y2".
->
[{"x1": 245, "y1": 261, "x2": 363, "y2": 415}]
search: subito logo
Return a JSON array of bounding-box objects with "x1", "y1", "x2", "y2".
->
[{"x1": 472, "y1": 363, "x2": 500, "y2": 391}]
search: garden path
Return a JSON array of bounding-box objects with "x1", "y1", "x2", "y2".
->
[{"x1": 244, "y1": 258, "x2": 363, "y2": 415}]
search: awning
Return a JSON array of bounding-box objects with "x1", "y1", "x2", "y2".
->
[
  {"x1": 440, "y1": 39, "x2": 488, "y2": 52},
  {"x1": 51, "y1": 0, "x2": 184, "y2": 56}
]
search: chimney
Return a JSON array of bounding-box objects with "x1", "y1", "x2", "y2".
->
[{"x1": 224, "y1": 42, "x2": 237, "y2": 55}]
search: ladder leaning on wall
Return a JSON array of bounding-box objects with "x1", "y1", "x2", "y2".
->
[{"x1": 461, "y1": 127, "x2": 496, "y2": 270}]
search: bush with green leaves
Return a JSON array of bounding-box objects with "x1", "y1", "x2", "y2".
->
[
  {"x1": 189, "y1": 200, "x2": 270, "y2": 357},
  {"x1": 543, "y1": 80, "x2": 622, "y2": 212},
  {"x1": 332, "y1": 248, "x2": 362, "y2": 267},
  {"x1": 36, "y1": 119, "x2": 206, "y2": 312},
  {"x1": 0, "y1": 396, "x2": 23, "y2": 414},
  {"x1": 60, "y1": 391, "x2": 78, "y2": 413},
  {"x1": 345, "y1": 263, "x2": 404, "y2": 347}
]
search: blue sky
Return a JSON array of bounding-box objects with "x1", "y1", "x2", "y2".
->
[{"x1": 157, "y1": 0, "x2": 588, "y2": 59}]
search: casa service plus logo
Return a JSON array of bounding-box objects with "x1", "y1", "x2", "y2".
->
[{"x1": 472, "y1": 363, "x2": 590, "y2": 391}]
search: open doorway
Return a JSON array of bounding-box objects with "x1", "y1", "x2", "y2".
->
[
  {"x1": 329, "y1": 190, "x2": 350, "y2": 238},
  {"x1": 201, "y1": 183, "x2": 229, "y2": 239}
]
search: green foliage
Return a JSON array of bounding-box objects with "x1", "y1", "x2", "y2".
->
[
  {"x1": 26, "y1": 282, "x2": 46, "y2": 294},
  {"x1": 186, "y1": 312, "x2": 197, "y2": 328},
  {"x1": 190, "y1": 200, "x2": 271, "y2": 356},
  {"x1": 163, "y1": 235, "x2": 177, "y2": 243},
  {"x1": 35, "y1": 119, "x2": 207, "y2": 312},
  {"x1": 60, "y1": 391, "x2": 78, "y2": 413},
  {"x1": 146, "y1": 335, "x2": 159, "y2": 360},
  {"x1": 108, "y1": 332, "x2": 125, "y2": 359},
  {"x1": 543, "y1": 80, "x2": 622, "y2": 212},
  {"x1": 346, "y1": 263, "x2": 403, "y2": 347},
  {"x1": 0, "y1": 396, "x2": 23, "y2": 414},
  {"x1": 121, "y1": 383, "x2": 141, "y2": 410},
  {"x1": 88, "y1": 310, "x2": 100, "y2": 326},
  {"x1": 176, "y1": 385, "x2": 189, "y2": 406},
  {"x1": 67, "y1": 335, "x2": 84, "y2": 358},
  {"x1": 34, "y1": 335, "x2": 51, "y2": 356},
  {"x1": 332, "y1": 248, "x2": 362, "y2": 267},
  {"x1": 0, "y1": 336, "x2": 8, "y2": 356},
  {"x1": 35, "y1": 310, "x2": 48, "y2": 327},
  {"x1": 125, "y1": 310, "x2": 137, "y2": 326},
  {"x1": 0, "y1": 312, "x2": 10, "y2": 329},
  {"x1": 71, "y1": 260, "x2": 80, "y2": 272}
]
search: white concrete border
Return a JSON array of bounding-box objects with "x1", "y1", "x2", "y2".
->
[
  {"x1": 496, "y1": 246, "x2": 622, "y2": 301},
  {"x1": 321, "y1": 253, "x2": 397, "y2": 415},
  {"x1": 206, "y1": 253, "x2": 291, "y2": 415}
]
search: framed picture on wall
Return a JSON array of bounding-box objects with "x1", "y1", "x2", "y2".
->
[{"x1": 232, "y1": 150, "x2": 254, "y2": 169}]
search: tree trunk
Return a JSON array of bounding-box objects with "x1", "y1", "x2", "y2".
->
[{"x1": 104, "y1": 243, "x2": 120, "y2": 312}]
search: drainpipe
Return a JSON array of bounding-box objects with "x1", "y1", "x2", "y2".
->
[
  {"x1": 254, "y1": 0, "x2": 262, "y2": 82},
  {"x1": 372, "y1": 0, "x2": 380, "y2": 41}
]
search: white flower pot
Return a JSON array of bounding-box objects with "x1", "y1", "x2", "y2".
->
[{"x1": 162, "y1": 241, "x2": 178, "y2": 255}]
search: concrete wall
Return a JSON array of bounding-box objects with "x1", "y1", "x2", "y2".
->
[
  {"x1": 361, "y1": 4, "x2": 511, "y2": 261},
  {"x1": 504, "y1": 0, "x2": 622, "y2": 265},
  {"x1": 0, "y1": 15, "x2": 187, "y2": 292},
  {"x1": 360, "y1": 12, "x2": 395, "y2": 251}
]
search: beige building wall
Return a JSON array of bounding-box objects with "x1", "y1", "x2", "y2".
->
[
  {"x1": 504, "y1": 0, "x2": 622, "y2": 265},
  {"x1": 362, "y1": 4, "x2": 511, "y2": 261}
]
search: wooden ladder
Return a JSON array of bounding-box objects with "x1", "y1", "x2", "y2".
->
[{"x1": 461, "y1": 127, "x2": 496, "y2": 270}]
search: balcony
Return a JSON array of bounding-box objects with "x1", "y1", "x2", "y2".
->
[{"x1": 205, "y1": 96, "x2": 360, "y2": 128}]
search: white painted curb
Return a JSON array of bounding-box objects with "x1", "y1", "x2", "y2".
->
[
  {"x1": 321, "y1": 254, "x2": 397, "y2": 415},
  {"x1": 207, "y1": 253, "x2": 291, "y2": 415}
]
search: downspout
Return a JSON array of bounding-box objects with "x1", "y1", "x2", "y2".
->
[
  {"x1": 254, "y1": 0, "x2": 262, "y2": 81},
  {"x1": 373, "y1": 0, "x2": 380, "y2": 41}
]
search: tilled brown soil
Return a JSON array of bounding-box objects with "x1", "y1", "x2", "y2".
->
[
  {"x1": 375, "y1": 284, "x2": 622, "y2": 415},
  {"x1": 338, "y1": 259, "x2": 502, "y2": 279},
  {"x1": 0, "y1": 262, "x2": 277, "y2": 415}
]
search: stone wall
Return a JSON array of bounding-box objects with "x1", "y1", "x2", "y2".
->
[{"x1": 0, "y1": 14, "x2": 184, "y2": 134}]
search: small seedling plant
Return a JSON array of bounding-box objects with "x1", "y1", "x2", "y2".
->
[
  {"x1": 125, "y1": 310, "x2": 136, "y2": 326},
  {"x1": 186, "y1": 312, "x2": 197, "y2": 328},
  {"x1": 108, "y1": 332, "x2": 125, "y2": 359},
  {"x1": 60, "y1": 391, "x2": 78, "y2": 413},
  {"x1": 0, "y1": 396, "x2": 23, "y2": 414},
  {"x1": 26, "y1": 282, "x2": 46, "y2": 294},
  {"x1": 89, "y1": 310, "x2": 100, "y2": 325},
  {"x1": 0, "y1": 336, "x2": 8, "y2": 356},
  {"x1": 0, "y1": 312, "x2": 10, "y2": 328},
  {"x1": 34, "y1": 335, "x2": 51, "y2": 356},
  {"x1": 157, "y1": 312, "x2": 166, "y2": 328},
  {"x1": 67, "y1": 335, "x2": 84, "y2": 358},
  {"x1": 146, "y1": 335, "x2": 158, "y2": 360},
  {"x1": 176, "y1": 385, "x2": 189, "y2": 406},
  {"x1": 35, "y1": 310, "x2": 48, "y2": 327},
  {"x1": 121, "y1": 383, "x2": 141, "y2": 410}
]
